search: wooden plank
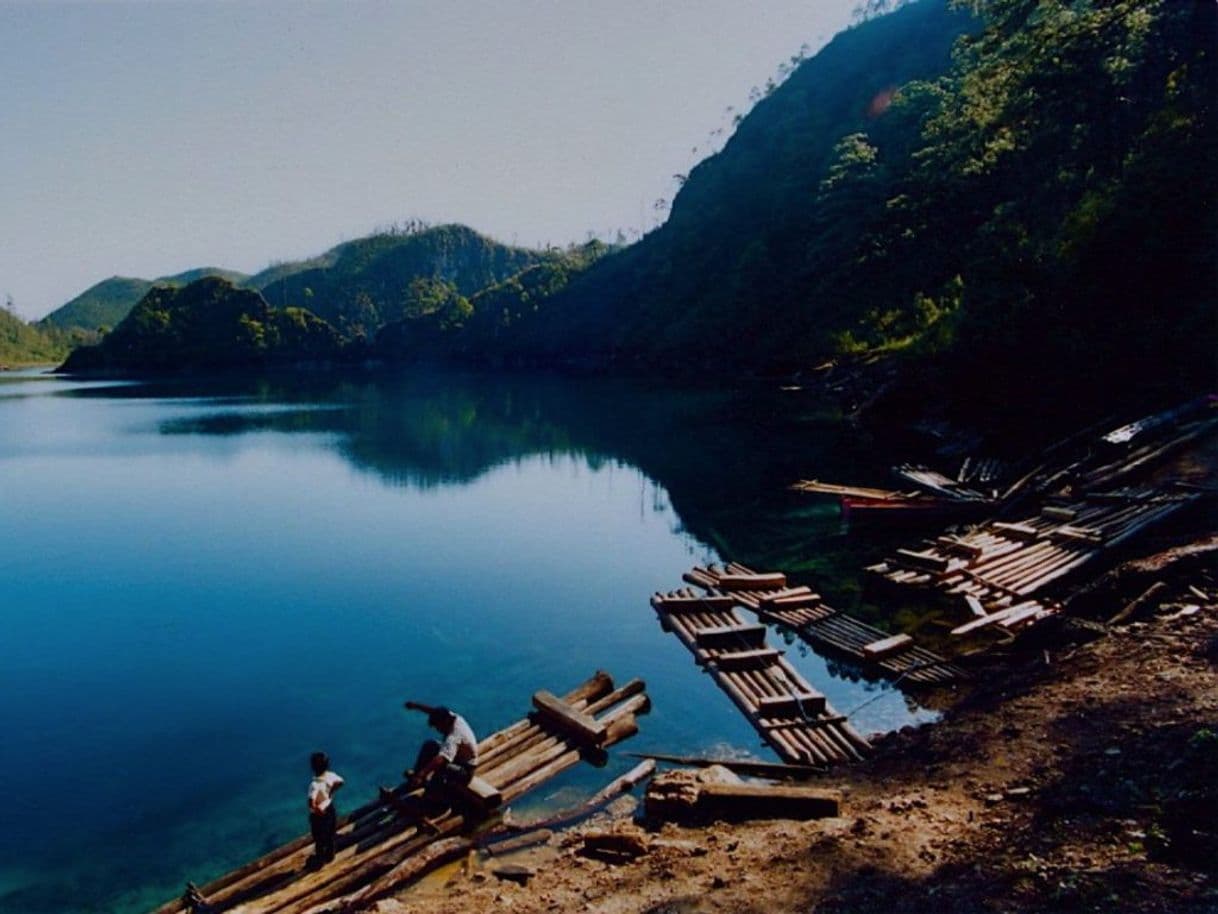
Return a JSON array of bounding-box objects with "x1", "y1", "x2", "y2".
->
[
  {"x1": 965, "y1": 595, "x2": 988, "y2": 618},
  {"x1": 531, "y1": 690, "x2": 608, "y2": 747},
  {"x1": 714, "y1": 572, "x2": 788, "y2": 590},
  {"x1": 756, "y1": 586, "x2": 814, "y2": 604},
  {"x1": 652, "y1": 594, "x2": 739, "y2": 613},
  {"x1": 861, "y1": 633, "x2": 914, "y2": 660},
  {"x1": 693, "y1": 623, "x2": 768, "y2": 649},
  {"x1": 450, "y1": 776, "x2": 503, "y2": 811},
  {"x1": 950, "y1": 601, "x2": 1042, "y2": 636},
  {"x1": 709, "y1": 647, "x2": 784, "y2": 670},
  {"x1": 762, "y1": 591, "x2": 822, "y2": 609},
  {"x1": 756, "y1": 692, "x2": 827, "y2": 717},
  {"x1": 893, "y1": 548, "x2": 950, "y2": 573},
  {"x1": 991, "y1": 521, "x2": 1042, "y2": 542}
]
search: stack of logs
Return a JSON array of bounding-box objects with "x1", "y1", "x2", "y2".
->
[
  {"x1": 155, "y1": 672, "x2": 648, "y2": 914},
  {"x1": 868, "y1": 487, "x2": 1200, "y2": 636},
  {"x1": 685, "y1": 562, "x2": 964, "y2": 685},
  {"x1": 651, "y1": 586, "x2": 870, "y2": 767}
]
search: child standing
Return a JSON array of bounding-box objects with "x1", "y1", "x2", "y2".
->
[{"x1": 307, "y1": 751, "x2": 344, "y2": 866}]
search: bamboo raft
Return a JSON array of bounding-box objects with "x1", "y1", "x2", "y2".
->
[
  {"x1": 684, "y1": 563, "x2": 965, "y2": 686},
  {"x1": 155, "y1": 672, "x2": 648, "y2": 914},
  {"x1": 867, "y1": 487, "x2": 1200, "y2": 635},
  {"x1": 651, "y1": 588, "x2": 870, "y2": 767}
]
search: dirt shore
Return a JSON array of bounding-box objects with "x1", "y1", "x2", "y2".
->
[{"x1": 370, "y1": 573, "x2": 1217, "y2": 914}]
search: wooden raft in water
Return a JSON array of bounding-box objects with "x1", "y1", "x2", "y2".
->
[
  {"x1": 153, "y1": 672, "x2": 648, "y2": 914},
  {"x1": 651, "y1": 589, "x2": 870, "y2": 766},
  {"x1": 685, "y1": 563, "x2": 966, "y2": 686},
  {"x1": 866, "y1": 487, "x2": 1201, "y2": 635}
]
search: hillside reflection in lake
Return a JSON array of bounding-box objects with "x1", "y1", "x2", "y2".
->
[{"x1": 0, "y1": 369, "x2": 937, "y2": 914}]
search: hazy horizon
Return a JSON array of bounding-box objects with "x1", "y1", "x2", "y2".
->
[{"x1": 2, "y1": 0, "x2": 861, "y2": 321}]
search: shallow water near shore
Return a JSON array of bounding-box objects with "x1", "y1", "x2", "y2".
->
[{"x1": 0, "y1": 368, "x2": 938, "y2": 914}]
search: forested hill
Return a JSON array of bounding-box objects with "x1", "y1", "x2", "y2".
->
[
  {"x1": 478, "y1": 0, "x2": 976, "y2": 367},
  {"x1": 257, "y1": 224, "x2": 544, "y2": 339},
  {"x1": 39, "y1": 269, "x2": 249, "y2": 335},
  {"x1": 1, "y1": 307, "x2": 66, "y2": 366},
  {"x1": 468, "y1": 0, "x2": 1216, "y2": 425}
]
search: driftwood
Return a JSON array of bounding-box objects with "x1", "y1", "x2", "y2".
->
[{"x1": 1108, "y1": 581, "x2": 1170, "y2": 626}]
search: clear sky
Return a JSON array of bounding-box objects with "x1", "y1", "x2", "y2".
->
[{"x1": 1, "y1": 0, "x2": 860, "y2": 320}]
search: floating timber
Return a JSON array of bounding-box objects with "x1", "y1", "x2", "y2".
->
[
  {"x1": 867, "y1": 486, "x2": 1201, "y2": 635},
  {"x1": 685, "y1": 563, "x2": 965, "y2": 686},
  {"x1": 651, "y1": 588, "x2": 870, "y2": 766},
  {"x1": 153, "y1": 672, "x2": 648, "y2": 914}
]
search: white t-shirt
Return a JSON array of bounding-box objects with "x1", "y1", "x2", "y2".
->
[
  {"x1": 308, "y1": 771, "x2": 344, "y2": 813},
  {"x1": 439, "y1": 714, "x2": 478, "y2": 765}
]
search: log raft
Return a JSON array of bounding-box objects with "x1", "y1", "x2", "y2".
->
[
  {"x1": 651, "y1": 588, "x2": 870, "y2": 766},
  {"x1": 866, "y1": 486, "x2": 1200, "y2": 636},
  {"x1": 683, "y1": 563, "x2": 965, "y2": 686},
  {"x1": 152, "y1": 672, "x2": 648, "y2": 914}
]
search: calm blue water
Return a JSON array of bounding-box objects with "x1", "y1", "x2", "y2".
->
[{"x1": 0, "y1": 368, "x2": 936, "y2": 914}]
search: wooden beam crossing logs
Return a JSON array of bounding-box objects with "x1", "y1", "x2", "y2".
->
[
  {"x1": 152, "y1": 672, "x2": 648, "y2": 914},
  {"x1": 531, "y1": 690, "x2": 608, "y2": 747}
]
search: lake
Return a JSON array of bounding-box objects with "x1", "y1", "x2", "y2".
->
[{"x1": 0, "y1": 368, "x2": 937, "y2": 914}]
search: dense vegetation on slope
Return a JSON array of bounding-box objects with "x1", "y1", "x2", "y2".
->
[
  {"x1": 258, "y1": 224, "x2": 545, "y2": 341},
  {"x1": 457, "y1": 0, "x2": 1215, "y2": 426},
  {"x1": 39, "y1": 269, "x2": 249, "y2": 335},
  {"x1": 60, "y1": 278, "x2": 340, "y2": 373},
  {"x1": 0, "y1": 307, "x2": 67, "y2": 366}
]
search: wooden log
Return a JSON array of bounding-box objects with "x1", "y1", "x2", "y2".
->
[
  {"x1": 625, "y1": 752, "x2": 822, "y2": 780},
  {"x1": 693, "y1": 622, "x2": 768, "y2": 649},
  {"x1": 950, "y1": 602, "x2": 1042, "y2": 636},
  {"x1": 481, "y1": 828, "x2": 553, "y2": 856},
  {"x1": 531, "y1": 690, "x2": 608, "y2": 747},
  {"x1": 861, "y1": 633, "x2": 914, "y2": 660},
  {"x1": 762, "y1": 591, "x2": 822, "y2": 609},
  {"x1": 991, "y1": 521, "x2": 1042, "y2": 542},
  {"x1": 652, "y1": 594, "x2": 739, "y2": 613},
  {"x1": 965, "y1": 595, "x2": 988, "y2": 618},
  {"x1": 755, "y1": 692, "x2": 827, "y2": 717},
  {"x1": 1108, "y1": 581, "x2": 1170, "y2": 626},
  {"x1": 1041, "y1": 505, "x2": 1078, "y2": 522},
  {"x1": 449, "y1": 776, "x2": 503, "y2": 811},
  {"x1": 708, "y1": 647, "x2": 784, "y2": 670},
  {"x1": 714, "y1": 572, "x2": 788, "y2": 590},
  {"x1": 322, "y1": 836, "x2": 472, "y2": 913},
  {"x1": 893, "y1": 548, "x2": 951, "y2": 574}
]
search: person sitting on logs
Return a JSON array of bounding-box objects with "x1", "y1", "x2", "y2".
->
[{"x1": 401, "y1": 701, "x2": 478, "y2": 791}]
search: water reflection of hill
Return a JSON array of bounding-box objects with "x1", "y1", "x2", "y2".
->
[{"x1": 67, "y1": 370, "x2": 907, "y2": 604}]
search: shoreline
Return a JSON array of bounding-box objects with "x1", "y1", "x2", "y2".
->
[{"x1": 373, "y1": 585, "x2": 1217, "y2": 914}]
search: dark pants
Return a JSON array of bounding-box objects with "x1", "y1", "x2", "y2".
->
[
  {"x1": 310, "y1": 805, "x2": 337, "y2": 861},
  {"x1": 413, "y1": 739, "x2": 475, "y2": 787}
]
